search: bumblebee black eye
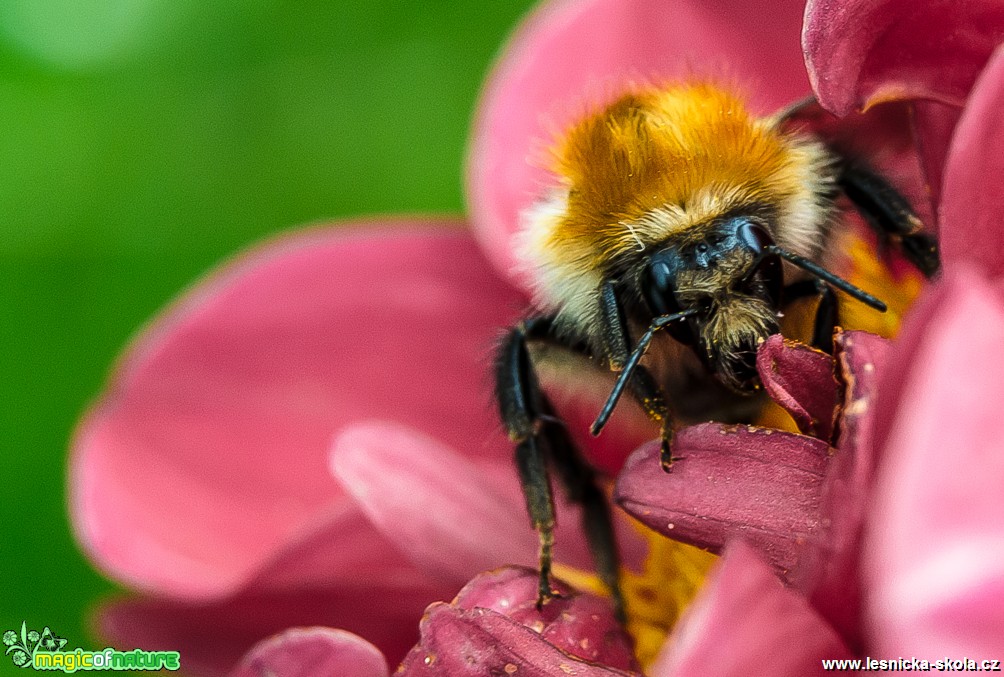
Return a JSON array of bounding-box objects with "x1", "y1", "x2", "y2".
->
[
  {"x1": 641, "y1": 248, "x2": 697, "y2": 345},
  {"x1": 732, "y1": 218, "x2": 783, "y2": 308},
  {"x1": 732, "y1": 218, "x2": 770, "y2": 251},
  {"x1": 641, "y1": 250, "x2": 682, "y2": 316}
]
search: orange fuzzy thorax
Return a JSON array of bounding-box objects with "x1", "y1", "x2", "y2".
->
[
  {"x1": 519, "y1": 82, "x2": 832, "y2": 332},
  {"x1": 553, "y1": 84, "x2": 820, "y2": 262}
]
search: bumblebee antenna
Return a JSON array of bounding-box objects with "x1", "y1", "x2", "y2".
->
[
  {"x1": 766, "y1": 245, "x2": 887, "y2": 312},
  {"x1": 591, "y1": 308, "x2": 698, "y2": 437}
]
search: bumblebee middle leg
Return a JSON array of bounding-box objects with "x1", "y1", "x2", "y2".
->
[
  {"x1": 838, "y1": 163, "x2": 940, "y2": 278},
  {"x1": 538, "y1": 396, "x2": 626, "y2": 622}
]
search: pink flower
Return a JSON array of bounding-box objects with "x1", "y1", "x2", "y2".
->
[
  {"x1": 227, "y1": 567, "x2": 640, "y2": 677},
  {"x1": 70, "y1": 223, "x2": 656, "y2": 675},
  {"x1": 864, "y1": 46, "x2": 1004, "y2": 658},
  {"x1": 616, "y1": 329, "x2": 888, "y2": 649},
  {"x1": 69, "y1": 0, "x2": 1004, "y2": 674},
  {"x1": 617, "y1": 276, "x2": 1004, "y2": 672},
  {"x1": 392, "y1": 0, "x2": 1004, "y2": 672}
]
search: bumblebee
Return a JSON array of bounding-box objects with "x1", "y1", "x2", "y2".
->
[{"x1": 493, "y1": 82, "x2": 939, "y2": 618}]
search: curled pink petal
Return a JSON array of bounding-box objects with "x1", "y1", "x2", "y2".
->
[
  {"x1": 468, "y1": 0, "x2": 811, "y2": 285},
  {"x1": 330, "y1": 421, "x2": 537, "y2": 582},
  {"x1": 229, "y1": 627, "x2": 388, "y2": 677},
  {"x1": 940, "y1": 45, "x2": 1004, "y2": 280},
  {"x1": 397, "y1": 604, "x2": 636, "y2": 677},
  {"x1": 832, "y1": 330, "x2": 891, "y2": 470},
  {"x1": 451, "y1": 567, "x2": 638, "y2": 670},
  {"x1": 865, "y1": 269, "x2": 1004, "y2": 657},
  {"x1": 793, "y1": 330, "x2": 891, "y2": 647},
  {"x1": 329, "y1": 418, "x2": 649, "y2": 580},
  {"x1": 69, "y1": 223, "x2": 526, "y2": 599},
  {"x1": 451, "y1": 566, "x2": 577, "y2": 614},
  {"x1": 649, "y1": 541, "x2": 851, "y2": 677},
  {"x1": 615, "y1": 423, "x2": 831, "y2": 574},
  {"x1": 804, "y1": 0, "x2": 1004, "y2": 116},
  {"x1": 756, "y1": 335, "x2": 838, "y2": 440}
]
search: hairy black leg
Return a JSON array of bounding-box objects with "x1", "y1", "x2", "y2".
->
[
  {"x1": 515, "y1": 436, "x2": 556, "y2": 607},
  {"x1": 628, "y1": 365, "x2": 678, "y2": 472},
  {"x1": 496, "y1": 318, "x2": 558, "y2": 608},
  {"x1": 539, "y1": 399, "x2": 626, "y2": 623},
  {"x1": 774, "y1": 98, "x2": 939, "y2": 276},
  {"x1": 498, "y1": 315, "x2": 632, "y2": 614},
  {"x1": 773, "y1": 93, "x2": 820, "y2": 124},
  {"x1": 839, "y1": 164, "x2": 940, "y2": 278},
  {"x1": 782, "y1": 279, "x2": 839, "y2": 352},
  {"x1": 598, "y1": 281, "x2": 676, "y2": 469},
  {"x1": 811, "y1": 283, "x2": 838, "y2": 352},
  {"x1": 782, "y1": 279, "x2": 818, "y2": 304},
  {"x1": 498, "y1": 307, "x2": 664, "y2": 616},
  {"x1": 599, "y1": 280, "x2": 631, "y2": 370}
]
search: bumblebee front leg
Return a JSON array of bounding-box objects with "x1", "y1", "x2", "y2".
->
[
  {"x1": 628, "y1": 366, "x2": 677, "y2": 471},
  {"x1": 783, "y1": 279, "x2": 838, "y2": 353},
  {"x1": 598, "y1": 281, "x2": 676, "y2": 470}
]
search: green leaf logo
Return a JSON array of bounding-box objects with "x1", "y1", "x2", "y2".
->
[{"x1": 3, "y1": 621, "x2": 64, "y2": 669}]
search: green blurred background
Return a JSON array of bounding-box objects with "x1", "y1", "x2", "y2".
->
[{"x1": 0, "y1": 0, "x2": 536, "y2": 662}]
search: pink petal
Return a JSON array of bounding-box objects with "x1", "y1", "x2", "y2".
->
[
  {"x1": 451, "y1": 567, "x2": 638, "y2": 670},
  {"x1": 792, "y1": 330, "x2": 891, "y2": 648},
  {"x1": 468, "y1": 0, "x2": 811, "y2": 285},
  {"x1": 97, "y1": 584, "x2": 445, "y2": 677},
  {"x1": 756, "y1": 335, "x2": 838, "y2": 440},
  {"x1": 615, "y1": 424, "x2": 831, "y2": 575},
  {"x1": 912, "y1": 101, "x2": 961, "y2": 210},
  {"x1": 230, "y1": 627, "x2": 388, "y2": 677},
  {"x1": 649, "y1": 541, "x2": 851, "y2": 677},
  {"x1": 330, "y1": 419, "x2": 651, "y2": 581},
  {"x1": 242, "y1": 504, "x2": 441, "y2": 593},
  {"x1": 397, "y1": 604, "x2": 636, "y2": 677},
  {"x1": 867, "y1": 280, "x2": 960, "y2": 461},
  {"x1": 69, "y1": 223, "x2": 526, "y2": 599},
  {"x1": 864, "y1": 269, "x2": 1004, "y2": 657},
  {"x1": 329, "y1": 421, "x2": 539, "y2": 582},
  {"x1": 940, "y1": 45, "x2": 1004, "y2": 280},
  {"x1": 804, "y1": 0, "x2": 1004, "y2": 116}
]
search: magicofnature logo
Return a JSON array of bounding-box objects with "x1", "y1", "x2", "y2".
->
[{"x1": 4, "y1": 622, "x2": 180, "y2": 672}]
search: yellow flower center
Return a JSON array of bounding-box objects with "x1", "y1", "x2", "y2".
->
[
  {"x1": 553, "y1": 522, "x2": 717, "y2": 669},
  {"x1": 833, "y1": 231, "x2": 924, "y2": 338}
]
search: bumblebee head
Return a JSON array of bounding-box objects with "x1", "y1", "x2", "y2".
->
[{"x1": 638, "y1": 214, "x2": 783, "y2": 392}]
